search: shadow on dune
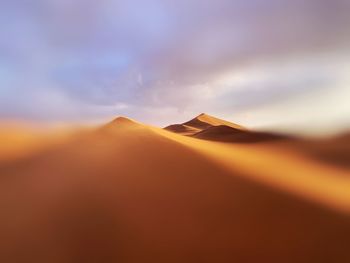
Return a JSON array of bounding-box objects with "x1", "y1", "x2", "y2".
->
[
  {"x1": 283, "y1": 132, "x2": 350, "y2": 170},
  {"x1": 192, "y1": 125, "x2": 288, "y2": 143}
]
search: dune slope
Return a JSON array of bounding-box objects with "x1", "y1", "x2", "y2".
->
[
  {"x1": 193, "y1": 124, "x2": 287, "y2": 143},
  {"x1": 0, "y1": 118, "x2": 350, "y2": 263}
]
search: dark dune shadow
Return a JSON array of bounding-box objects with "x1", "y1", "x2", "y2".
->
[{"x1": 192, "y1": 125, "x2": 289, "y2": 143}]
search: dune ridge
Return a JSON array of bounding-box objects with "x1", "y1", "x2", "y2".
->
[
  {"x1": 164, "y1": 113, "x2": 245, "y2": 135},
  {"x1": 184, "y1": 113, "x2": 246, "y2": 130},
  {"x1": 154, "y1": 126, "x2": 350, "y2": 212},
  {"x1": 165, "y1": 113, "x2": 288, "y2": 143}
]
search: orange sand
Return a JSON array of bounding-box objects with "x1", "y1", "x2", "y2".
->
[{"x1": 0, "y1": 115, "x2": 349, "y2": 262}]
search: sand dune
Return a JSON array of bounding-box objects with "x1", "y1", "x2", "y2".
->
[
  {"x1": 166, "y1": 113, "x2": 288, "y2": 143},
  {"x1": 0, "y1": 115, "x2": 350, "y2": 262},
  {"x1": 164, "y1": 113, "x2": 245, "y2": 135},
  {"x1": 183, "y1": 113, "x2": 246, "y2": 130}
]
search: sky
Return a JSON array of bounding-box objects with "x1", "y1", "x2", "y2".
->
[{"x1": 0, "y1": 0, "x2": 350, "y2": 134}]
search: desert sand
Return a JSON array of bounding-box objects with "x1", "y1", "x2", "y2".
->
[{"x1": 0, "y1": 114, "x2": 349, "y2": 263}]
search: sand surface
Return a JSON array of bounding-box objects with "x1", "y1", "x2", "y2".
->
[{"x1": 0, "y1": 115, "x2": 349, "y2": 262}]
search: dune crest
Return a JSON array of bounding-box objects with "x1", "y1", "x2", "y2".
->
[
  {"x1": 101, "y1": 116, "x2": 142, "y2": 132},
  {"x1": 166, "y1": 113, "x2": 287, "y2": 143},
  {"x1": 111, "y1": 116, "x2": 138, "y2": 125},
  {"x1": 165, "y1": 113, "x2": 245, "y2": 135},
  {"x1": 188, "y1": 113, "x2": 246, "y2": 130}
]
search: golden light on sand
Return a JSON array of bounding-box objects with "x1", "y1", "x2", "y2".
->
[{"x1": 0, "y1": 114, "x2": 349, "y2": 262}]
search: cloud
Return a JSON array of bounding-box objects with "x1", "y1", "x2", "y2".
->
[{"x1": 0, "y1": 0, "x2": 350, "y2": 133}]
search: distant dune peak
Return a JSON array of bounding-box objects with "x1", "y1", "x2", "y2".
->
[
  {"x1": 165, "y1": 113, "x2": 246, "y2": 136},
  {"x1": 164, "y1": 113, "x2": 290, "y2": 143},
  {"x1": 102, "y1": 116, "x2": 141, "y2": 131},
  {"x1": 197, "y1": 113, "x2": 207, "y2": 118},
  {"x1": 112, "y1": 116, "x2": 136, "y2": 124},
  {"x1": 192, "y1": 113, "x2": 246, "y2": 130}
]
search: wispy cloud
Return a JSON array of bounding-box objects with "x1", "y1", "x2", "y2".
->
[{"x1": 0, "y1": 0, "x2": 349, "y2": 133}]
